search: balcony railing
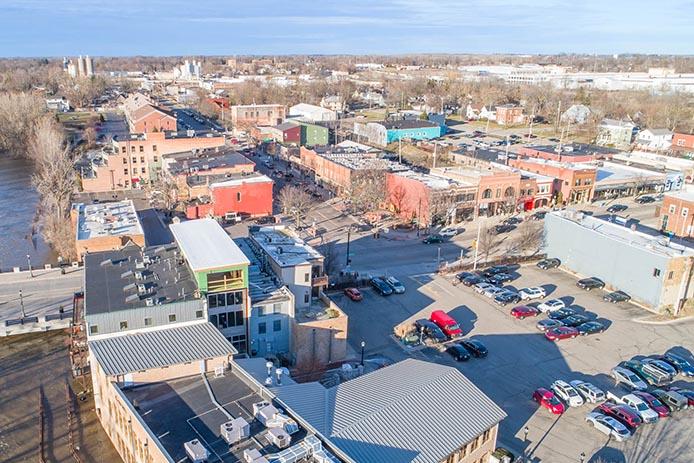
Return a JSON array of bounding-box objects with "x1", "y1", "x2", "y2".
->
[{"x1": 311, "y1": 275, "x2": 329, "y2": 287}]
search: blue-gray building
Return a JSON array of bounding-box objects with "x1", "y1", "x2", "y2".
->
[{"x1": 543, "y1": 211, "x2": 694, "y2": 313}]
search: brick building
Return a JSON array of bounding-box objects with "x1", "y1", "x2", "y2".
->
[
  {"x1": 230, "y1": 104, "x2": 286, "y2": 127},
  {"x1": 672, "y1": 132, "x2": 694, "y2": 156},
  {"x1": 508, "y1": 158, "x2": 597, "y2": 205},
  {"x1": 495, "y1": 104, "x2": 524, "y2": 126},
  {"x1": 121, "y1": 92, "x2": 177, "y2": 133},
  {"x1": 518, "y1": 144, "x2": 616, "y2": 163},
  {"x1": 660, "y1": 191, "x2": 694, "y2": 238},
  {"x1": 185, "y1": 173, "x2": 274, "y2": 220}
]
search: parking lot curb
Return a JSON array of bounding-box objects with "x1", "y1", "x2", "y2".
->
[{"x1": 632, "y1": 314, "x2": 694, "y2": 325}]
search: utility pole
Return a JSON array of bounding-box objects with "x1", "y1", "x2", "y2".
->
[
  {"x1": 398, "y1": 136, "x2": 402, "y2": 164},
  {"x1": 473, "y1": 219, "x2": 482, "y2": 270},
  {"x1": 433, "y1": 143, "x2": 437, "y2": 169},
  {"x1": 485, "y1": 117, "x2": 490, "y2": 134},
  {"x1": 417, "y1": 198, "x2": 422, "y2": 237},
  {"x1": 345, "y1": 226, "x2": 352, "y2": 267},
  {"x1": 555, "y1": 100, "x2": 562, "y2": 134},
  {"x1": 505, "y1": 136, "x2": 510, "y2": 166}
]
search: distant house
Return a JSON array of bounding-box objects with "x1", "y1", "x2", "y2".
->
[
  {"x1": 466, "y1": 103, "x2": 482, "y2": 120},
  {"x1": 671, "y1": 133, "x2": 694, "y2": 156},
  {"x1": 560, "y1": 104, "x2": 591, "y2": 125},
  {"x1": 320, "y1": 95, "x2": 345, "y2": 112},
  {"x1": 46, "y1": 97, "x2": 70, "y2": 112},
  {"x1": 289, "y1": 103, "x2": 337, "y2": 122},
  {"x1": 596, "y1": 119, "x2": 638, "y2": 147},
  {"x1": 354, "y1": 120, "x2": 442, "y2": 147},
  {"x1": 495, "y1": 104, "x2": 525, "y2": 126},
  {"x1": 635, "y1": 129, "x2": 673, "y2": 151},
  {"x1": 480, "y1": 105, "x2": 496, "y2": 121}
]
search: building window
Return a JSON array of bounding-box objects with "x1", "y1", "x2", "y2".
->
[
  {"x1": 231, "y1": 334, "x2": 246, "y2": 352},
  {"x1": 168, "y1": 314, "x2": 176, "y2": 323},
  {"x1": 257, "y1": 306, "x2": 265, "y2": 317},
  {"x1": 273, "y1": 303, "x2": 281, "y2": 314},
  {"x1": 210, "y1": 314, "x2": 217, "y2": 326},
  {"x1": 119, "y1": 321, "x2": 128, "y2": 330},
  {"x1": 237, "y1": 192, "x2": 241, "y2": 202},
  {"x1": 140, "y1": 156, "x2": 145, "y2": 163},
  {"x1": 653, "y1": 268, "x2": 661, "y2": 277},
  {"x1": 304, "y1": 294, "x2": 309, "y2": 304},
  {"x1": 144, "y1": 317, "x2": 152, "y2": 327},
  {"x1": 575, "y1": 179, "x2": 581, "y2": 186},
  {"x1": 121, "y1": 146, "x2": 126, "y2": 153},
  {"x1": 482, "y1": 189, "x2": 492, "y2": 199},
  {"x1": 669, "y1": 205, "x2": 677, "y2": 214},
  {"x1": 124, "y1": 168, "x2": 128, "y2": 175},
  {"x1": 482, "y1": 428, "x2": 491, "y2": 443},
  {"x1": 304, "y1": 273, "x2": 310, "y2": 282},
  {"x1": 153, "y1": 145, "x2": 157, "y2": 152},
  {"x1": 139, "y1": 146, "x2": 144, "y2": 152},
  {"x1": 131, "y1": 146, "x2": 135, "y2": 153},
  {"x1": 132, "y1": 157, "x2": 137, "y2": 163},
  {"x1": 273, "y1": 320, "x2": 282, "y2": 332},
  {"x1": 668, "y1": 271, "x2": 674, "y2": 280},
  {"x1": 228, "y1": 310, "x2": 244, "y2": 327},
  {"x1": 208, "y1": 294, "x2": 218, "y2": 308},
  {"x1": 153, "y1": 155, "x2": 158, "y2": 162},
  {"x1": 496, "y1": 188, "x2": 501, "y2": 198},
  {"x1": 218, "y1": 312, "x2": 228, "y2": 329},
  {"x1": 122, "y1": 158, "x2": 127, "y2": 164},
  {"x1": 141, "y1": 167, "x2": 146, "y2": 174},
  {"x1": 585, "y1": 179, "x2": 592, "y2": 185},
  {"x1": 258, "y1": 322, "x2": 266, "y2": 334},
  {"x1": 682, "y1": 208, "x2": 689, "y2": 218},
  {"x1": 89, "y1": 325, "x2": 98, "y2": 335},
  {"x1": 195, "y1": 310, "x2": 203, "y2": 319}
]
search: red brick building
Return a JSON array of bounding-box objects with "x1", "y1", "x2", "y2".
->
[
  {"x1": 186, "y1": 173, "x2": 274, "y2": 219},
  {"x1": 672, "y1": 133, "x2": 694, "y2": 154},
  {"x1": 127, "y1": 104, "x2": 177, "y2": 133},
  {"x1": 508, "y1": 158, "x2": 596, "y2": 205},
  {"x1": 230, "y1": 104, "x2": 286, "y2": 127},
  {"x1": 660, "y1": 191, "x2": 694, "y2": 238},
  {"x1": 495, "y1": 104, "x2": 524, "y2": 126}
]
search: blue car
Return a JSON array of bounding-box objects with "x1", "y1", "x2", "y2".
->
[
  {"x1": 370, "y1": 277, "x2": 393, "y2": 296},
  {"x1": 657, "y1": 353, "x2": 694, "y2": 377}
]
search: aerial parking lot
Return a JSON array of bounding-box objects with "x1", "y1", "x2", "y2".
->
[{"x1": 332, "y1": 262, "x2": 694, "y2": 463}]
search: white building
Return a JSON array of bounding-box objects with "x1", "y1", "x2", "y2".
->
[
  {"x1": 174, "y1": 60, "x2": 202, "y2": 80},
  {"x1": 46, "y1": 97, "x2": 70, "y2": 112},
  {"x1": 635, "y1": 129, "x2": 673, "y2": 151},
  {"x1": 289, "y1": 103, "x2": 337, "y2": 122}
]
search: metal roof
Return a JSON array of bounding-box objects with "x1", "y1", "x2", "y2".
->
[
  {"x1": 89, "y1": 322, "x2": 237, "y2": 376},
  {"x1": 170, "y1": 218, "x2": 250, "y2": 272},
  {"x1": 273, "y1": 358, "x2": 506, "y2": 463}
]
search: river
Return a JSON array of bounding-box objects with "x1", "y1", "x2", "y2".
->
[{"x1": 0, "y1": 155, "x2": 52, "y2": 270}]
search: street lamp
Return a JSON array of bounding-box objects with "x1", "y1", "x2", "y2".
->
[
  {"x1": 523, "y1": 426, "x2": 529, "y2": 444},
  {"x1": 360, "y1": 341, "x2": 366, "y2": 366},
  {"x1": 27, "y1": 254, "x2": 33, "y2": 278},
  {"x1": 345, "y1": 225, "x2": 352, "y2": 267},
  {"x1": 19, "y1": 289, "x2": 26, "y2": 319},
  {"x1": 579, "y1": 452, "x2": 586, "y2": 463}
]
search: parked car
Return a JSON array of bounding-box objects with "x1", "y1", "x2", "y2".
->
[
  {"x1": 597, "y1": 402, "x2": 643, "y2": 429},
  {"x1": 536, "y1": 318, "x2": 565, "y2": 332},
  {"x1": 430, "y1": 310, "x2": 463, "y2": 339},
  {"x1": 656, "y1": 352, "x2": 694, "y2": 377},
  {"x1": 607, "y1": 204, "x2": 628, "y2": 213},
  {"x1": 551, "y1": 380, "x2": 584, "y2": 407},
  {"x1": 462, "y1": 275, "x2": 486, "y2": 287},
  {"x1": 439, "y1": 227, "x2": 461, "y2": 238},
  {"x1": 532, "y1": 211, "x2": 547, "y2": 220},
  {"x1": 511, "y1": 305, "x2": 540, "y2": 319},
  {"x1": 585, "y1": 412, "x2": 632, "y2": 441},
  {"x1": 494, "y1": 291, "x2": 521, "y2": 306},
  {"x1": 532, "y1": 387, "x2": 565, "y2": 414},
  {"x1": 650, "y1": 389, "x2": 688, "y2": 412},
  {"x1": 537, "y1": 299, "x2": 566, "y2": 313},
  {"x1": 631, "y1": 391, "x2": 670, "y2": 417},
  {"x1": 519, "y1": 287, "x2": 546, "y2": 300},
  {"x1": 488, "y1": 273, "x2": 514, "y2": 285},
  {"x1": 545, "y1": 326, "x2": 579, "y2": 341},
  {"x1": 547, "y1": 307, "x2": 576, "y2": 320},
  {"x1": 667, "y1": 387, "x2": 694, "y2": 407},
  {"x1": 620, "y1": 360, "x2": 672, "y2": 387},
  {"x1": 483, "y1": 265, "x2": 511, "y2": 276},
  {"x1": 456, "y1": 271, "x2": 477, "y2": 282},
  {"x1": 422, "y1": 234, "x2": 444, "y2": 244},
  {"x1": 577, "y1": 321, "x2": 606, "y2": 336},
  {"x1": 483, "y1": 286, "x2": 507, "y2": 299},
  {"x1": 577, "y1": 277, "x2": 605, "y2": 290},
  {"x1": 604, "y1": 291, "x2": 631, "y2": 303},
  {"x1": 562, "y1": 314, "x2": 592, "y2": 327},
  {"x1": 414, "y1": 319, "x2": 448, "y2": 343},
  {"x1": 606, "y1": 392, "x2": 659, "y2": 423},
  {"x1": 343, "y1": 287, "x2": 363, "y2": 301},
  {"x1": 384, "y1": 276, "x2": 405, "y2": 294},
  {"x1": 642, "y1": 358, "x2": 677, "y2": 380},
  {"x1": 537, "y1": 258, "x2": 561, "y2": 270},
  {"x1": 370, "y1": 277, "x2": 393, "y2": 296},
  {"x1": 635, "y1": 195, "x2": 655, "y2": 204},
  {"x1": 611, "y1": 366, "x2": 648, "y2": 391},
  {"x1": 494, "y1": 224, "x2": 515, "y2": 234},
  {"x1": 446, "y1": 344, "x2": 471, "y2": 361},
  {"x1": 569, "y1": 380, "x2": 605, "y2": 403},
  {"x1": 460, "y1": 339, "x2": 488, "y2": 358},
  {"x1": 474, "y1": 282, "x2": 496, "y2": 294}
]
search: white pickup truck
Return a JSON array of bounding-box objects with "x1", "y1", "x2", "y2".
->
[{"x1": 605, "y1": 391, "x2": 659, "y2": 423}]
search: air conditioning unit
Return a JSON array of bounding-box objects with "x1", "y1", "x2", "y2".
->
[
  {"x1": 135, "y1": 271, "x2": 143, "y2": 280},
  {"x1": 145, "y1": 297, "x2": 154, "y2": 307},
  {"x1": 267, "y1": 428, "x2": 291, "y2": 449},
  {"x1": 220, "y1": 417, "x2": 250, "y2": 445},
  {"x1": 184, "y1": 439, "x2": 209, "y2": 463},
  {"x1": 137, "y1": 284, "x2": 147, "y2": 295}
]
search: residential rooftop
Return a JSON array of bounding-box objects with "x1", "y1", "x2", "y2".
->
[
  {"x1": 235, "y1": 238, "x2": 292, "y2": 305},
  {"x1": 272, "y1": 358, "x2": 506, "y2": 463},
  {"x1": 393, "y1": 169, "x2": 474, "y2": 189},
  {"x1": 170, "y1": 218, "x2": 250, "y2": 273},
  {"x1": 310, "y1": 145, "x2": 408, "y2": 171},
  {"x1": 84, "y1": 243, "x2": 199, "y2": 315},
  {"x1": 185, "y1": 171, "x2": 273, "y2": 189},
  {"x1": 593, "y1": 161, "x2": 666, "y2": 185},
  {"x1": 665, "y1": 190, "x2": 694, "y2": 202},
  {"x1": 549, "y1": 211, "x2": 694, "y2": 258},
  {"x1": 165, "y1": 149, "x2": 254, "y2": 176},
  {"x1": 74, "y1": 200, "x2": 143, "y2": 241},
  {"x1": 250, "y1": 226, "x2": 323, "y2": 268},
  {"x1": 525, "y1": 143, "x2": 619, "y2": 157},
  {"x1": 379, "y1": 119, "x2": 439, "y2": 130}
]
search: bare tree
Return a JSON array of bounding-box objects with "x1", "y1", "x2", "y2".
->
[
  {"x1": 348, "y1": 170, "x2": 385, "y2": 214},
  {"x1": 389, "y1": 184, "x2": 408, "y2": 214},
  {"x1": 0, "y1": 92, "x2": 45, "y2": 154},
  {"x1": 477, "y1": 225, "x2": 501, "y2": 264},
  {"x1": 318, "y1": 241, "x2": 339, "y2": 275},
  {"x1": 278, "y1": 185, "x2": 313, "y2": 228},
  {"x1": 511, "y1": 221, "x2": 545, "y2": 255}
]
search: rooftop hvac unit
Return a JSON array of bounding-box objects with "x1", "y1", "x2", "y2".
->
[
  {"x1": 243, "y1": 449, "x2": 269, "y2": 463},
  {"x1": 145, "y1": 297, "x2": 154, "y2": 307},
  {"x1": 184, "y1": 439, "x2": 209, "y2": 463},
  {"x1": 143, "y1": 255, "x2": 152, "y2": 265},
  {"x1": 135, "y1": 260, "x2": 145, "y2": 270},
  {"x1": 135, "y1": 271, "x2": 143, "y2": 280},
  {"x1": 253, "y1": 402, "x2": 278, "y2": 426},
  {"x1": 137, "y1": 284, "x2": 147, "y2": 295},
  {"x1": 220, "y1": 417, "x2": 250, "y2": 445},
  {"x1": 267, "y1": 414, "x2": 299, "y2": 435},
  {"x1": 267, "y1": 428, "x2": 291, "y2": 449}
]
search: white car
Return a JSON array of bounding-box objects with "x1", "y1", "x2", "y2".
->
[
  {"x1": 585, "y1": 412, "x2": 632, "y2": 442},
  {"x1": 439, "y1": 227, "x2": 460, "y2": 238},
  {"x1": 537, "y1": 299, "x2": 566, "y2": 313},
  {"x1": 519, "y1": 287, "x2": 546, "y2": 300},
  {"x1": 474, "y1": 282, "x2": 495, "y2": 294},
  {"x1": 570, "y1": 380, "x2": 605, "y2": 403},
  {"x1": 611, "y1": 366, "x2": 648, "y2": 391},
  {"x1": 607, "y1": 393, "x2": 659, "y2": 424},
  {"x1": 551, "y1": 380, "x2": 584, "y2": 407},
  {"x1": 384, "y1": 276, "x2": 406, "y2": 294},
  {"x1": 483, "y1": 286, "x2": 506, "y2": 299}
]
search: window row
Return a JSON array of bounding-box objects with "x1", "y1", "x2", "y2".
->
[
  {"x1": 120, "y1": 145, "x2": 158, "y2": 153},
  {"x1": 88, "y1": 310, "x2": 203, "y2": 335},
  {"x1": 258, "y1": 319, "x2": 282, "y2": 334},
  {"x1": 208, "y1": 290, "x2": 244, "y2": 308},
  {"x1": 210, "y1": 310, "x2": 244, "y2": 329},
  {"x1": 256, "y1": 302, "x2": 283, "y2": 317}
]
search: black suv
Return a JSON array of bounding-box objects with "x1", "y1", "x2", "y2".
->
[
  {"x1": 483, "y1": 265, "x2": 511, "y2": 277},
  {"x1": 577, "y1": 277, "x2": 605, "y2": 290},
  {"x1": 414, "y1": 319, "x2": 448, "y2": 343},
  {"x1": 537, "y1": 258, "x2": 561, "y2": 270},
  {"x1": 603, "y1": 290, "x2": 631, "y2": 303},
  {"x1": 607, "y1": 204, "x2": 628, "y2": 213}
]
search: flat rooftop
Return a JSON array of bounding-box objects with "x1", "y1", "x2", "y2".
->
[
  {"x1": 74, "y1": 200, "x2": 143, "y2": 241},
  {"x1": 235, "y1": 238, "x2": 292, "y2": 305},
  {"x1": 121, "y1": 371, "x2": 338, "y2": 463},
  {"x1": 185, "y1": 172, "x2": 273, "y2": 189},
  {"x1": 525, "y1": 143, "x2": 619, "y2": 157},
  {"x1": 165, "y1": 149, "x2": 254, "y2": 176},
  {"x1": 392, "y1": 169, "x2": 473, "y2": 189},
  {"x1": 310, "y1": 146, "x2": 408, "y2": 172},
  {"x1": 379, "y1": 119, "x2": 438, "y2": 130},
  {"x1": 250, "y1": 226, "x2": 323, "y2": 268},
  {"x1": 84, "y1": 243, "x2": 199, "y2": 315},
  {"x1": 549, "y1": 211, "x2": 694, "y2": 258},
  {"x1": 594, "y1": 162, "x2": 666, "y2": 185},
  {"x1": 170, "y1": 218, "x2": 250, "y2": 273},
  {"x1": 665, "y1": 190, "x2": 694, "y2": 202}
]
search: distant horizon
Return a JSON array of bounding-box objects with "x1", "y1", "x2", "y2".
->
[{"x1": 1, "y1": 0, "x2": 692, "y2": 57}]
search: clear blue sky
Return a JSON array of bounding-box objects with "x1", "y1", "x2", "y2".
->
[{"x1": 0, "y1": 0, "x2": 691, "y2": 57}]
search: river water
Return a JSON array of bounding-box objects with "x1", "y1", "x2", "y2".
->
[{"x1": 0, "y1": 156, "x2": 52, "y2": 270}]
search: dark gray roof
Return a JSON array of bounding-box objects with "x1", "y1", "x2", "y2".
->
[
  {"x1": 84, "y1": 243, "x2": 199, "y2": 315},
  {"x1": 273, "y1": 358, "x2": 506, "y2": 463},
  {"x1": 89, "y1": 322, "x2": 236, "y2": 375},
  {"x1": 380, "y1": 119, "x2": 438, "y2": 130},
  {"x1": 165, "y1": 149, "x2": 255, "y2": 176}
]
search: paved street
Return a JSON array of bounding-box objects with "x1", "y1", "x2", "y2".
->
[{"x1": 330, "y1": 262, "x2": 694, "y2": 463}]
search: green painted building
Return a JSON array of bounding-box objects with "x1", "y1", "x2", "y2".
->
[{"x1": 300, "y1": 122, "x2": 329, "y2": 147}]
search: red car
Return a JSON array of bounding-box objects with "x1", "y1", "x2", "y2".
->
[
  {"x1": 544, "y1": 326, "x2": 579, "y2": 341},
  {"x1": 632, "y1": 391, "x2": 670, "y2": 418},
  {"x1": 511, "y1": 305, "x2": 540, "y2": 319},
  {"x1": 532, "y1": 387, "x2": 565, "y2": 414},
  {"x1": 598, "y1": 402, "x2": 643, "y2": 429},
  {"x1": 344, "y1": 287, "x2": 363, "y2": 301}
]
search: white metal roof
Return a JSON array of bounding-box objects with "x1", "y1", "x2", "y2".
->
[{"x1": 170, "y1": 218, "x2": 250, "y2": 272}]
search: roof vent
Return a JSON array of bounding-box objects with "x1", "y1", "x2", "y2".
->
[
  {"x1": 145, "y1": 297, "x2": 154, "y2": 306},
  {"x1": 135, "y1": 271, "x2": 143, "y2": 280},
  {"x1": 99, "y1": 259, "x2": 112, "y2": 267}
]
